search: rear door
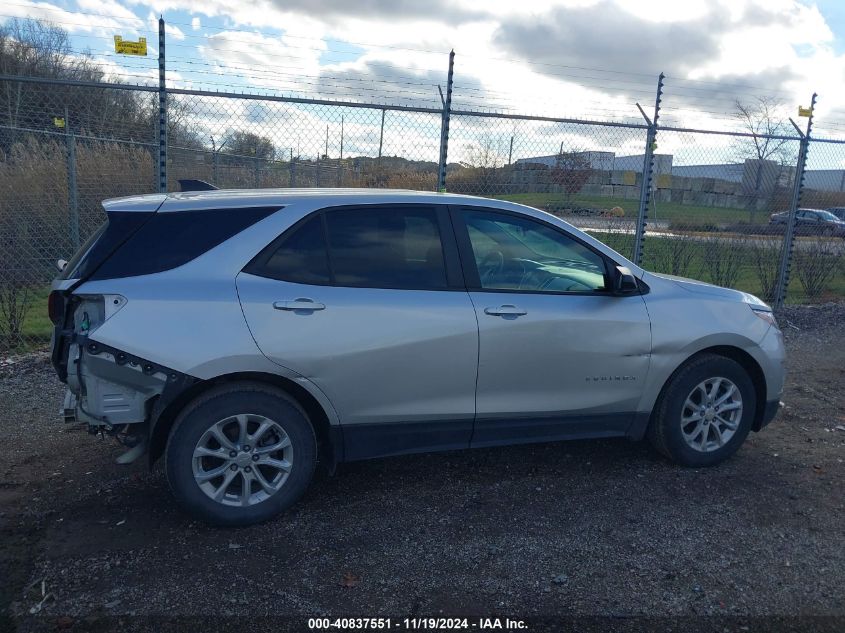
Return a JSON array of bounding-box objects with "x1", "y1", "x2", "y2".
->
[
  {"x1": 237, "y1": 204, "x2": 479, "y2": 460},
  {"x1": 450, "y1": 206, "x2": 652, "y2": 446}
]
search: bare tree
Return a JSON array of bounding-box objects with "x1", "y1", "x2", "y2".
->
[
  {"x1": 748, "y1": 238, "x2": 782, "y2": 302},
  {"x1": 549, "y1": 149, "x2": 593, "y2": 210},
  {"x1": 0, "y1": 213, "x2": 33, "y2": 350},
  {"x1": 1, "y1": 19, "x2": 204, "y2": 152},
  {"x1": 702, "y1": 234, "x2": 748, "y2": 289},
  {"x1": 653, "y1": 233, "x2": 698, "y2": 278},
  {"x1": 0, "y1": 19, "x2": 102, "y2": 137},
  {"x1": 221, "y1": 130, "x2": 277, "y2": 163},
  {"x1": 732, "y1": 97, "x2": 796, "y2": 224},
  {"x1": 460, "y1": 135, "x2": 505, "y2": 194},
  {"x1": 793, "y1": 238, "x2": 842, "y2": 300}
]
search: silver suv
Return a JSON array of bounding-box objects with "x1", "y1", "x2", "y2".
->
[{"x1": 50, "y1": 189, "x2": 785, "y2": 526}]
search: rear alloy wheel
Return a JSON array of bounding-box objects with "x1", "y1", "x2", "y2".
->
[
  {"x1": 192, "y1": 413, "x2": 294, "y2": 507},
  {"x1": 647, "y1": 354, "x2": 756, "y2": 467},
  {"x1": 166, "y1": 383, "x2": 316, "y2": 526}
]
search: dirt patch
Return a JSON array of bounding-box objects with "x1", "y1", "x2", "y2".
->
[{"x1": 1, "y1": 306, "x2": 844, "y2": 632}]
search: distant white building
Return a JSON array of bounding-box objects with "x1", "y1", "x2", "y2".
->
[
  {"x1": 804, "y1": 169, "x2": 845, "y2": 192},
  {"x1": 513, "y1": 150, "x2": 842, "y2": 192},
  {"x1": 515, "y1": 151, "x2": 615, "y2": 171},
  {"x1": 671, "y1": 164, "x2": 744, "y2": 182},
  {"x1": 613, "y1": 154, "x2": 673, "y2": 175}
]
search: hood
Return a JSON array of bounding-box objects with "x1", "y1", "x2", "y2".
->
[{"x1": 643, "y1": 271, "x2": 771, "y2": 310}]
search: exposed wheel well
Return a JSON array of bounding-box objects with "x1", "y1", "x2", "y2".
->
[{"x1": 148, "y1": 372, "x2": 337, "y2": 468}]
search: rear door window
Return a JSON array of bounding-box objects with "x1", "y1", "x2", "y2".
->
[
  {"x1": 324, "y1": 206, "x2": 447, "y2": 289},
  {"x1": 246, "y1": 215, "x2": 331, "y2": 285}
]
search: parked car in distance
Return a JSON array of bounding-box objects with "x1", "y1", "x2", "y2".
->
[
  {"x1": 769, "y1": 208, "x2": 845, "y2": 236},
  {"x1": 50, "y1": 189, "x2": 786, "y2": 526},
  {"x1": 825, "y1": 207, "x2": 845, "y2": 221}
]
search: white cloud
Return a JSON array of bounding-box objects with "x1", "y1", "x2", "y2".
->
[
  {"x1": 12, "y1": 0, "x2": 845, "y2": 161},
  {"x1": 0, "y1": 0, "x2": 144, "y2": 37}
]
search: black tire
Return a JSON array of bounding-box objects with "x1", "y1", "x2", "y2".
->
[
  {"x1": 647, "y1": 354, "x2": 756, "y2": 467},
  {"x1": 165, "y1": 382, "x2": 316, "y2": 526}
]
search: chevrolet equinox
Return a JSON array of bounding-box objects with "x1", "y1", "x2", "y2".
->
[{"x1": 49, "y1": 189, "x2": 786, "y2": 525}]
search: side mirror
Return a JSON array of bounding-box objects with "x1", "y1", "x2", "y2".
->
[
  {"x1": 57, "y1": 259, "x2": 68, "y2": 272},
  {"x1": 613, "y1": 266, "x2": 639, "y2": 295}
]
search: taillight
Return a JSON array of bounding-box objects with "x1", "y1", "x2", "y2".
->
[{"x1": 48, "y1": 291, "x2": 64, "y2": 325}]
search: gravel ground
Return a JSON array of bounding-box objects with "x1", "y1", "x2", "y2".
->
[{"x1": 1, "y1": 304, "x2": 844, "y2": 632}]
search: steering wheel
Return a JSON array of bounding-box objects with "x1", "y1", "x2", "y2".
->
[
  {"x1": 478, "y1": 250, "x2": 504, "y2": 286},
  {"x1": 540, "y1": 275, "x2": 592, "y2": 292}
]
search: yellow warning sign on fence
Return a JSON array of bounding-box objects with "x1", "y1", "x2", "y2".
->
[
  {"x1": 52, "y1": 117, "x2": 65, "y2": 128},
  {"x1": 798, "y1": 106, "x2": 812, "y2": 117},
  {"x1": 114, "y1": 35, "x2": 147, "y2": 56}
]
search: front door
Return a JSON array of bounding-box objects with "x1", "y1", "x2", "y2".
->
[{"x1": 451, "y1": 207, "x2": 652, "y2": 446}]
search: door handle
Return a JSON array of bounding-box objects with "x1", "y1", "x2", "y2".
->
[
  {"x1": 484, "y1": 304, "x2": 527, "y2": 317},
  {"x1": 273, "y1": 298, "x2": 326, "y2": 311}
]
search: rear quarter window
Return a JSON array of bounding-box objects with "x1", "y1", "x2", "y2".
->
[{"x1": 90, "y1": 206, "x2": 280, "y2": 280}]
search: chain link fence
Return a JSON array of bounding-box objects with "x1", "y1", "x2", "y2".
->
[
  {"x1": 641, "y1": 129, "x2": 802, "y2": 303},
  {"x1": 2, "y1": 72, "x2": 845, "y2": 355}
]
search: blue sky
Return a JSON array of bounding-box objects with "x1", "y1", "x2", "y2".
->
[{"x1": 814, "y1": 0, "x2": 845, "y2": 53}]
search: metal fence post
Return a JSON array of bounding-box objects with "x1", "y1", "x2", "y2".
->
[
  {"x1": 378, "y1": 109, "x2": 386, "y2": 159},
  {"x1": 64, "y1": 106, "x2": 79, "y2": 252},
  {"x1": 337, "y1": 115, "x2": 345, "y2": 187},
  {"x1": 773, "y1": 93, "x2": 817, "y2": 309},
  {"x1": 632, "y1": 73, "x2": 664, "y2": 265},
  {"x1": 436, "y1": 50, "x2": 454, "y2": 193},
  {"x1": 157, "y1": 17, "x2": 167, "y2": 193},
  {"x1": 254, "y1": 154, "x2": 260, "y2": 188},
  {"x1": 290, "y1": 156, "x2": 297, "y2": 187}
]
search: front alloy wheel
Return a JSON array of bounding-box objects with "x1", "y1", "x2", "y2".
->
[
  {"x1": 680, "y1": 377, "x2": 743, "y2": 453},
  {"x1": 647, "y1": 354, "x2": 756, "y2": 467}
]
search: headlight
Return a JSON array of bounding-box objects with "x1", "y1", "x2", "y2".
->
[{"x1": 750, "y1": 305, "x2": 778, "y2": 327}]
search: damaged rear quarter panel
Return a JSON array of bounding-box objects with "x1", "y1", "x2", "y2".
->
[{"x1": 73, "y1": 274, "x2": 340, "y2": 426}]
